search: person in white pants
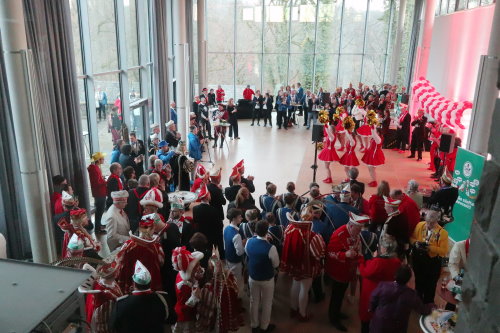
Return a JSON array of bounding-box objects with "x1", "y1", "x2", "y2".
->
[
  {"x1": 223, "y1": 208, "x2": 245, "y2": 297},
  {"x1": 245, "y1": 220, "x2": 280, "y2": 333}
]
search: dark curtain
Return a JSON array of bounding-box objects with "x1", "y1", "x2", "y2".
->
[
  {"x1": 0, "y1": 32, "x2": 31, "y2": 259},
  {"x1": 23, "y1": 0, "x2": 89, "y2": 211},
  {"x1": 153, "y1": 0, "x2": 170, "y2": 128}
]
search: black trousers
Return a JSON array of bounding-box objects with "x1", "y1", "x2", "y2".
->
[
  {"x1": 328, "y1": 279, "x2": 349, "y2": 323},
  {"x1": 412, "y1": 252, "x2": 441, "y2": 303},
  {"x1": 312, "y1": 275, "x2": 324, "y2": 301},
  {"x1": 94, "y1": 196, "x2": 106, "y2": 230},
  {"x1": 263, "y1": 109, "x2": 272, "y2": 126},
  {"x1": 277, "y1": 111, "x2": 288, "y2": 129},
  {"x1": 361, "y1": 321, "x2": 370, "y2": 333},
  {"x1": 229, "y1": 121, "x2": 239, "y2": 138},
  {"x1": 410, "y1": 134, "x2": 424, "y2": 159},
  {"x1": 396, "y1": 129, "x2": 409, "y2": 151},
  {"x1": 287, "y1": 109, "x2": 296, "y2": 125},
  {"x1": 200, "y1": 119, "x2": 212, "y2": 138},
  {"x1": 207, "y1": 226, "x2": 225, "y2": 260},
  {"x1": 252, "y1": 107, "x2": 262, "y2": 124},
  {"x1": 303, "y1": 106, "x2": 309, "y2": 125}
]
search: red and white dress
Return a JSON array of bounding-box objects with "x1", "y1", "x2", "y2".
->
[
  {"x1": 361, "y1": 127, "x2": 385, "y2": 166},
  {"x1": 356, "y1": 116, "x2": 372, "y2": 137},
  {"x1": 318, "y1": 124, "x2": 339, "y2": 162},
  {"x1": 339, "y1": 131, "x2": 360, "y2": 167},
  {"x1": 335, "y1": 111, "x2": 348, "y2": 133},
  {"x1": 85, "y1": 279, "x2": 123, "y2": 333}
]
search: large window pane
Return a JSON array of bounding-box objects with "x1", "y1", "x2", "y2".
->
[
  {"x1": 207, "y1": 53, "x2": 235, "y2": 100},
  {"x1": 94, "y1": 74, "x2": 121, "y2": 161},
  {"x1": 87, "y1": 0, "x2": 119, "y2": 72},
  {"x1": 396, "y1": 0, "x2": 415, "y2": 86},
  {"x1": 288, "y1": 54, "x2": 313, "y2": 89},
  {"x1": 338, "y1": 54, "x2": 362, "y2": 87},
  {"x1": 79, "y1": 80, "x2": 90, "y2": 160},
  {"x1": 316, "y1": 0, "x2": 342, "y2": 54},
  {"x1": 467, "y1": 0, "x2": 479, "y2": 9},
  {"x1": 262, "y1": 54, "x2": 288, "y2": 94},
  {"x1": 124, "y1": 0, "x2": 139, "y2": 67},
  {"x1": 69, "y1": 0, "x2": 83, "y2": 75},
  {"x1": 362, "y1": 54, "x2": 386, "y2": 85},
  {"x1": 207, "y1": 0, "x2": 235, "y2": 52},
  {"x1": 341, "y1": 1, "x2": 368, "y2": 53},
  {"x1": 365, "y1": 0, "x2": 391, "y2": 54},
  {"x1": 235, "y1": 54, "x2": 262, "y2": 98},
  {"x1": 290, "y1": 0, "x2": 317, "y2": 53},
  {"x1": 236, "y1": 0, "x2": 263, "y2": 53},
  {"x1": 314, "y1": 54, "x2": 338, "y2": 92},
  {"x1": 264, "y1": 0, "x2": 291, "y2": 53}
]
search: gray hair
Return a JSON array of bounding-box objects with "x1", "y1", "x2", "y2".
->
[
  {"x1": 154, "y1": 159, "x2": 163, "y2": 167},
  {"x1": 407, "y1": 179, "x2": 419, "y2": 193},
  {"x1": 379, "y1": 235, "x2": 398, "y2": 256},
  {"x1": 149, "y1": 155, "x2": 158, "y2": 165},
  {"x1": 425, "y1": 210, "x2": 441, "y2": 223},
  {"x1": 348, "y1": 167, "x2": 359, "y2": 180},
  {"x1": 138, "y1": 174, "x2": 150, "y2": 187}
]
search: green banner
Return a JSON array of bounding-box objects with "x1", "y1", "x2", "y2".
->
[{"x1": 446, "y1": 147, "x2": 485, "y2": 242}]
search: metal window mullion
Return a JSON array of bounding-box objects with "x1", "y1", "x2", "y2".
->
[
  {"x1": 311, "y1": 0, "x2": 320, "y2": 92},
  {"x1": 287, "y1": 0, "x2": 293, "y2": 85},
  {"x1": 261, "y1": 0, "x2": 265, "y2": 92},
  {"x1": 383, "y1": 0, "x2": 395, "y2": 83},
  {"x1": 360, "y1": 0, "x2": 370, "y2": 84},
  {"x1": 233, "y1": 0, "x2": 236, "y2": 99},
  {"x1": 137, "y1": 0, "x2": 151, "y2": 135},
  {"x1": 336, "y1": 0, "x2": 345, "y2": 87},
  {"x1": 116, "y1": 0, "x2": 131, "y2": 131},
  {"x1": 78, "y1": 0, "x2": 99, "y2": 153}
]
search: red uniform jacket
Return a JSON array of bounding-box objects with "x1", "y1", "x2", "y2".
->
[
  {"x1": 85, "y1": 280, "x2": 123, "y2": 327},
  {"x1": 399, "y1": 194, "x2": 421, "y2": 237},
  {"x1": 190, "y1": 178, "x2": 204, "y2": 193},
  {"x1": 88, "y1": 164, "x2": 107, "y2": 198},
  {"x1": 368, "y1": 195, "x2": 388, "y2": 226},
  {"x1": 52, "y1": 192, "x2": 64, "y2": 215},
  {"x1": 358, "y1": 256, "x2": 401, "y2": 321},
  {"x1": 216, "y1": 88, "x2": 225, "y2": 102},
  {"x1": 326, "y1": 225, "x2": 361, "y2": 283},
  {"x1": 243, "y1": 88, "x2": 255, "y2": 101},
  {"x1": 174, "y1": 274, "x2": 198, "y2": 322},
  {"x1": 115, "y1": 236, "x2": 165, "y2": 293}
]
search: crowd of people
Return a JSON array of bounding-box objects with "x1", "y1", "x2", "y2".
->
[
  {"x1": 43, "y1": 78, "x2": 469, "y2": 333},
  {"x1": 49, "y1": 144, "x2": 464, "y2": 333}
]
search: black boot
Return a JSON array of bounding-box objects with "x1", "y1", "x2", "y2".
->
[{"x1": 212, "y1": 137, "x2": 218, "y2": 148}]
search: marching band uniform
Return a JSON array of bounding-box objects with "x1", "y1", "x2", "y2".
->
[
  {"x1": 361, "y1": 126, "x2": 385, "y2": 167},
  {"x1": 111, "y1": 261, "x2": 169, "y2": 333},
  {"x1": 380, "y1": 197, "x2": 409, "y2": 256},
  {"x1": 191, "y1": 164, "x2": 208, "y2": 193},
  {"x1": 326, "y1": 213, "x2": 368, "y2": 331},
  {"x1": 281, "y1": 211, "x2": 325, "y2": 321},
  {"x1": 318, "y1": 123, "x2": 340, "y2": 163},
  {"x1": 216, "y1": 87, "x2": 225, "y2": 103},
  {"x1": 58, "y1": 209, "x2": 100, "y2": 259},
  {"x1": 81, "y1": 262, "x2": 123, "y2": 333},
  {"x1": 213, "y1": 105, "x2": 229, "y2": 148},
  {"x1": 170, "y1": 141, "x2": 194, "y2": 191},
  {"x1": 172, "y1": 247, "x2": 205, "y2": 333},
  {"x1": 339, "y1": 129, "x2": 360, "y2": 167},
  {"x1": 395, "y1": 104, "x2": 411, "y2": 152},
  {"x1": 276, "y1": 206, "x2": 299, "y2": 229},
  {"x1": 115, "y1": 215, "x2": 165, "y2": 293},
  {"x1": 168, "y1": 197, "x2": 195, "y2": 248},
  {"x1": 102, "y1": 190, "x2": 131, "y2": 251},
  {"x1": 259, "y1": 192, "x2": 282, "y2": 219},
  {"x1": 224, "y1": 221, "x2": 245, "y2": 297}
]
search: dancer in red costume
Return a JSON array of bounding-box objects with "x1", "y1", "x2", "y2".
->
[
  {"x1": 191, "y1": 163, "x2": 209, "y2": 193},
  {"x1": 361, "y1": 119, "x2": 385, "y2": 188},
  {"x1": 81, "y1": 262, "x2": 123, "y2": 333},
  {"x1": 428, "y1": 122, "x2": 441, "y2": 171},
  {"x1": 58, "y1": 208, "x2": 100, "y2": 259},
  {"x1": 318, "y1": 121, "x2": 340, "y2": 184},
  {"x1": 115, "y1": 214, "x2": 165, "y2": 293},
  {"x1": 357, "y1": 110, "x2": 376, "y2": 153},
  {"x1": 335, "y1": 106, "x2": 348, "y2": 151},
  {"x1": 339, "y1": 116, "x2": 360, "y2": 181}
]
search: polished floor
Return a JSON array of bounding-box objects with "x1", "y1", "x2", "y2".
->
[{"x1": 194, "y1": 115, "x2": 431, "y2": 333}]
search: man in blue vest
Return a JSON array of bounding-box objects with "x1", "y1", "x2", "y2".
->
[
  {"x1": 224, "y1": 208, "x2": 245, "y2": 298},
  {"x1": 245, "y1": 220, "x2": 279, "y2": 333}
]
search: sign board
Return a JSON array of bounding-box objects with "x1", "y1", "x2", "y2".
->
[{"x1": 446, "y1": 147, "x2": 485, "y2": 242}]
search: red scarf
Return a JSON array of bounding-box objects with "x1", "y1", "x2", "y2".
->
[
  {"x1": 465, "y1": 238, "x2": 470, "y2": 257},
  {"x1": 109, "y1": 173, "x2": 123, "y2": 190}
]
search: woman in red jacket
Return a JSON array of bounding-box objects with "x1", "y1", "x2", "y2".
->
[
  {"x1": 367, "y1": 181, "x2": 390, "y2": 233},
  {"x1": 87, "y1": 152, "x2": 107, "y2": 234},
  {"x1": 358, "y1": 236, "x2": 401, "y2": 333}
]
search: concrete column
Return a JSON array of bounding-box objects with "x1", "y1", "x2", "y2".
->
[
  {"x1": 173, "y1": 0, "x2": 189, "y2": 142},
  {"x1": 0, "y1": 0, "x2": 54, "y2": 262},
  {"x1": 389, "y1": 0, "x2": 407, "y2": 84},
  {"x1": 197, "y1": 0, "x2": 207, "y2": 94},
  {"x1": 467, "y1": 1, "x2": 500, "y2": 155}
]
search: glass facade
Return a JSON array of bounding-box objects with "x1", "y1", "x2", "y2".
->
[
  {"x1": 206, "y1": 0, "x2": 414, "y2": 100},
  {"x1": 436, "y1": 0, "x2": 495, "y2": 15}
]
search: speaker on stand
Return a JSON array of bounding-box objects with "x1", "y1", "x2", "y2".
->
[
  {"x1": 436, "y1": 133, "x2": 456, "y2": 176},
  {"x1": 311, "y1": 124, "x2": 324, "y2": 182}
]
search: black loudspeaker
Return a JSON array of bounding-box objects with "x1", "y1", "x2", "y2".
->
[
  {"x1": 439, "y1": 133, "x2": 456, "y2": 153},
  {"x1": 400, "y1": 93, "x2": 409, "y2": 104},
  {"x1": 312, "y1": 124, "x2": 324, "y2": 142},
  {"x1": 322, "y1": 92, "x2": 331, "y2": 105}
]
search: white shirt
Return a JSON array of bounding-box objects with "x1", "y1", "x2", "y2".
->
[
  {"x1": 449, "y1": 240, "x2": 468, "y2": 279},
  {"x1": 245, "y1": 236, "x2": 280, "y2": 269},
  {"x1": 103, "y1": 205, "x2": 130, "y2": 251}
]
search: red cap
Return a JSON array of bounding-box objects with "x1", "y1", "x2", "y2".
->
[
  {"x1": 139, "y1": 214, "x2": 155, "y2": 227},
  {"x1": 232, "y1": 159, "x2": 244, "y2": 172},
  {"x1": 70, "y1": 208, "x2": 86, "y2": 217}
]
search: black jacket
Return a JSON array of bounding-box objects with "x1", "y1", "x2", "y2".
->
[
  {"x1": 165, "y1": 130, "x2": 179, "y2": 148},
  {"x1": 208, "y1": 183, "x2": 227, "y2": 221},
  {"x1": 193, "y1": 203, "x2": 222, "y2": 240},
  {"x1": 111, "y1": 292, "x2": 168, "y2": 333},
  {"x1": 106, "y1": 176, "x2": 123, "y2": 208},
  {"x1": 125, "y1": 186, "x2": 150, "y2": 232},
  {"x1": 265, "y1": 96, "x2": 274, "y2": 110},
  {"x1": 429, "y1": 186, "x2": 459, "y2": 215},
  {"x1": 411, "y1": 116, "x2": 428, "y2": 140}
]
